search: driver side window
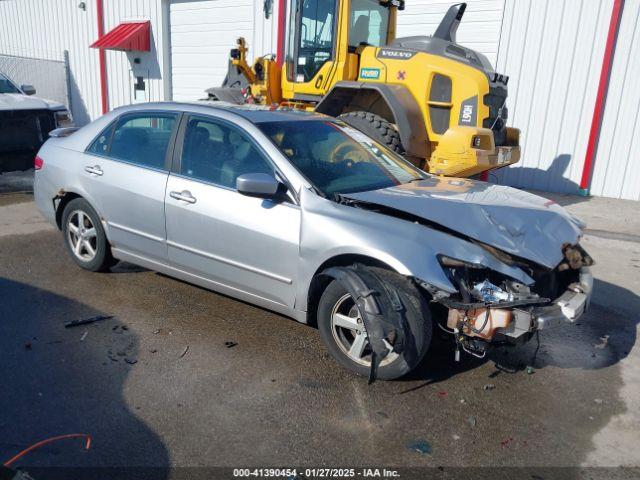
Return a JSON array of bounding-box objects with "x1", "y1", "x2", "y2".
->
[
  {"x1": 292, "y1": 0, "x2": 337, "y2": 82},
  {"x1": 179, "y1": 117, "x2": 274, "y2": 190}
]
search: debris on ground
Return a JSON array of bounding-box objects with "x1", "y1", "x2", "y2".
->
[
  {"x1": 2, "y1": 433, "x2": 92, "y2": 468},
  {"x1": 526, "y1": 366, "x2": 535, "y2": 375},
  {"x1": 501, "y1": 437, "x2": 515, "y2": 448},
  {"x1": 407, "y1": 440, "x2": 432, "y2": 455},
  {"x1": 460, "y1": 398, "x2": 466, "y2": 404},
  {"x1": 467, "y1": 416, "x2": 477, "y2": 427},
  {"x1": 80, "y1": 331, "x2": 88, "y2": 341},
  {"x1": 225, "y1": 341, "x2": 238, "y2": 348},
  {"x1": 483, "y1": 384, "x2": 495, "y2": 391},
  {"x1": 436, "y1": 391, "x2": 448, "y2": 398},
  {"x1": 594, "y1": 398, "x2": 604, "y2": 405},
  {"x1": 452, "y1": 434, "x2": 461, "y2": 441},
  {"x1": 149, "y1": 349, "x2": 157, "y2": 354},
  {"x1": 179, "y1": 346, "x2": 189, "y2": 358},
  {"x1": 65, "y1": 314, "x2": 113, "y2": 328},
  {"x1": 153, "y1": 328, "x2": 172, "y2": 335},
  {"x1": 594, "y1": 335, "x2": 609, "y2": 349},
  {"x1": 125, "y1": 358, "x2": 138, "y2": 365}
]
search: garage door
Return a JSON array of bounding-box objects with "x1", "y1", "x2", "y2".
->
[{"x1": 170, "y1": 0, "x2": 271, "y2": 101}]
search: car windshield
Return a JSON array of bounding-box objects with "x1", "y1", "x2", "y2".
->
[
  {"x1": 0, "y1": 73, "x2": 20, "y2": 94},
  {"x1": 258, "y1": 120, "x2": 425, "y2": 197}
]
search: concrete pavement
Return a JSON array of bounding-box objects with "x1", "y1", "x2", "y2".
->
[{"x1": 0, "y1": 183, "x2": 638, "y2": 477}]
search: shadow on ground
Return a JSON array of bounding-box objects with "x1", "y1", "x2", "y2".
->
[{"x1": 0, "y1": 278, "x2": 169, "y2": 478}]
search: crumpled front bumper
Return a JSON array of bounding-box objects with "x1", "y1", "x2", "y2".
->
[
  {"x1": 497, "y1": 267, "x2": 593, "y2": 343},
  {"x1": 533, "y1": 267, "x2": 593, "y2": 330}
]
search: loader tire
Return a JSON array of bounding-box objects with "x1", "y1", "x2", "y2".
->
[{"x1": 338, "y1": 111, "x2": 405, "y2": 155}]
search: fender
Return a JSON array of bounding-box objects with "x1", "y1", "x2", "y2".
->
[{"x1": 315, "y1": 81, "x2": 430, "y2": 159}]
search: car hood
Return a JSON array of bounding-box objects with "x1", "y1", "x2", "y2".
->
[
  {"x1": 0, "y1": 93, "x2": 65, "y2": 111},
  {"x1": 342, "y1": 177, "x2": 584, "y2": 269}
]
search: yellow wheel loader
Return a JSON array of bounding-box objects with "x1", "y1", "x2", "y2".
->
[{"x1": 206, "y1": 1, "x2": 520, "y2": 177}]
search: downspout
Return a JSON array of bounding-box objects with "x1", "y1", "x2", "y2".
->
[
  {"x1": 96, "y1": 0, "x2": 109, "y2": 114},
  {"x1": 276, "y1": 0, "x2": 286, "y2": 67},
  {"x1": 578, "y1": 0, "x2": 625, "y2": 196}
]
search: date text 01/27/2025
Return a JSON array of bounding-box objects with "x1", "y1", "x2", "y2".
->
[{"x1": 232, "y1": 468, "x2": 401, "y2": 478}]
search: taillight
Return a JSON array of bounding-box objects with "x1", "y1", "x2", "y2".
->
[{"x1": 34, "y1": 155, "x2": 44, "y2": 170}]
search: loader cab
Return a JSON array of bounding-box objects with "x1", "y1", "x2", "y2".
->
[{"x1": 282, "y1": 0, "x2": 399, "y2": 100}]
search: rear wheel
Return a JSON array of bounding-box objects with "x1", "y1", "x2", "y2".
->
[
  {"x1": 317, "y1": 267, "x2": 432, "y2": 380},
  {"x1": 337, "y1": 111, "x2": 404, "y2": 155},
  {"x1": 61, "y1": 198, "x2": 115, "y2": 272}
]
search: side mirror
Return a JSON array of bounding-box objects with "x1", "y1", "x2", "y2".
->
[
  {"x1": 21, "y1": 84, "x2": 36, "y2": 96},
  {"x1": 236, "y1": 173, "x2": 282, "y2": 198}
]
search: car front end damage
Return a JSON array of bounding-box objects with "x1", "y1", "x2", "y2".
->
[{"x1": 422, "y1": 243, "x2": 594, "y2": 358}]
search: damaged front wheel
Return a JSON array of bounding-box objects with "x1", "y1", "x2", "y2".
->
[{"x1": 318, "y1": 268, "x2": 432, "y2": 380}]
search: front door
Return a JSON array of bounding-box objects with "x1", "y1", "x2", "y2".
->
[
  {"x1": 83, "y1": 112, "x2": 179, "y2": 261},
  {"x1": 165, "y1": 115, "x2": 300, "y2": 308}
]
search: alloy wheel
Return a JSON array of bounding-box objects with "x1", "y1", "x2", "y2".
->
[
  {"x1": 66, "y1": 210, "x2": 98, "y2": 262},
  {"x1": 330, "y1": 293, "x2": 399, "y2": 367}
]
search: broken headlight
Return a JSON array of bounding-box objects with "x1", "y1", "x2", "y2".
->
[
  {"x1": 54, "y1": 109, "x2": 74, "y2": 128},
  {"x1": 437, "y1": 255, "x2": 536, "y2": 305}
]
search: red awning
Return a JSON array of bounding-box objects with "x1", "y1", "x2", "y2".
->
[{"x1": 90, "y1": 21, "x2": 150, "y2": 52}]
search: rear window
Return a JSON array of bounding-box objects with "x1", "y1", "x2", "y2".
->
[{"x1": 88, "y1": 113, "x2": 177, "y2": 170}]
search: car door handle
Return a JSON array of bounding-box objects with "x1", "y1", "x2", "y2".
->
[
  {"x1": 170, "y1": 190, "x2": 197, "y2": 204},
  {"x1": 84, "y1": 165, "x2": 103, "y2": 176}
]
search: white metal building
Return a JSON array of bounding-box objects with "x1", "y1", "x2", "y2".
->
[{"x1": 0, "y1": 0, "x2": 637, "y2": 200}]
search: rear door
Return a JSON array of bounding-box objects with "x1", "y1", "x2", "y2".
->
[
  {"x1": 83, "y1": 112, "x2": 179, "y2": 261},
  {"x1": 164, "y1": 114, "x2": 300, "y2": 308}
]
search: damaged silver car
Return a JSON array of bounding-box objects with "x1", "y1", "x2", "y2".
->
[{"x1": 33, "y1": 103, "x2": 593, "y2": 381}]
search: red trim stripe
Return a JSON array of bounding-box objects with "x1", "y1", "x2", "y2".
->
[
  {"x1": 579, "y1": 0, "x2": 625, "y2": 190},
  {"x1": 96, "y1": 0, "x2": 108, "y2": 114}
]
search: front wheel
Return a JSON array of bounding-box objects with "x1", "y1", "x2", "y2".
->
[
  {"x1": 61, "y1": 198, "x2": 115, "y2": 272},
  {"x1": 317, "y1": 267, "x2": 432, "y2": 380}
]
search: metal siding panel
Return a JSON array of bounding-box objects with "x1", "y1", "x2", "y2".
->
[
  {"x1": 102, "y1": 0, "x2": 164, "y2": 109},
  {"x1": 591, "y1": 0, "x2": 640, "y2": 200},
  {"x1": 397, "y1": 0, "x2": 504, "y2": 66},
  {"x1": 0, "y1": 0, "x2": 104, "y2": 124},
  {"x1": 494, "y1": 0, "x2": 615, "y2": 196}
]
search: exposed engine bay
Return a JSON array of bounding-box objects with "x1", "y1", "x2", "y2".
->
[{"x1": 430, "y1": 244, "x2": 594, "y2": 359}]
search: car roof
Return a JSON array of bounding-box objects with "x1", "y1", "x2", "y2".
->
[{"x1": 112, "y1": 101, "x2": 330, "y2": 124}]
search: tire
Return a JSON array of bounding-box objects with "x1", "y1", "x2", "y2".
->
[
  {"x1": 61, "y1": 198, "x2": 115, "y2": 272},
  {"x1": 337, "y1": 111, "x2": 405, "y2": 155},
  {"x1": 317, "y1": 267, "x2": 432, "y2": 380}
]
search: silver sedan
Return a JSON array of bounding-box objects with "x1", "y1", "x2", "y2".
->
[{"x1": 34, "y1": 102, "x2": 593, "y2": 381}]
